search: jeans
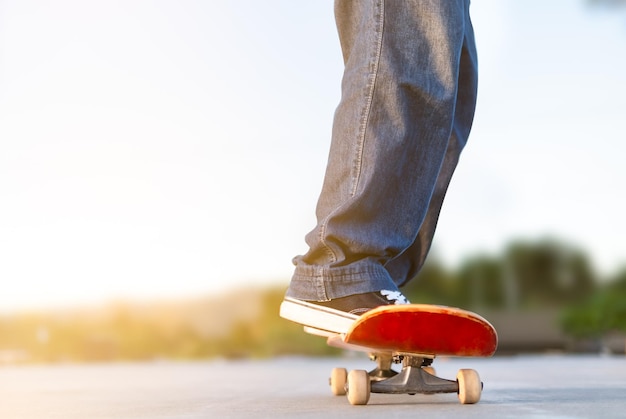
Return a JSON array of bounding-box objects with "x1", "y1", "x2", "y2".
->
[{"x1": 287, "y1": 0, "x2": 478, "y2": 301}]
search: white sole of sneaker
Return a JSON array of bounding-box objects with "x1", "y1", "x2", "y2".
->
[
  {"x1": 279, "y1": 297, "x2": 359, "y2": 335},
  {"x1": 303, "y1": 326, "x2": 338, "y2": 338}
]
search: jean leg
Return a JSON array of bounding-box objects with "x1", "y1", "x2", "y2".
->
[
  {"x1": 386, "y1": 9, "x2": 478, "y2": 286},
  {"x1": 288, "y1": 0, "x2": 477, "y2": 301}
]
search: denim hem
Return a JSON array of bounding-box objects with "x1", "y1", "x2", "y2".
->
[{"x1": 286, "y1": 262, "x2": 399, "y2": 302}]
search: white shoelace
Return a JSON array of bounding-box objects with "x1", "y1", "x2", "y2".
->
[{"x1": 380, "y1": 290, "x2": 410, "y2": 305}]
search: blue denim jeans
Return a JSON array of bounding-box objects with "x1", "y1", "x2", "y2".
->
[{"x1": 287, "y1": 0, "x2": 478, "y2": 301}]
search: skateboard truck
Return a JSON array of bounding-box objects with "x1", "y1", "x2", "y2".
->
[
  {"x1": 331, "y1": 354, "x2": 484, "y2": 405},
  {"x1": 367, "y1": 353, "x2": 398, "y2": 381},
  {"x1": 370, "y1": 355, "x2": 461, "y2": 395},
  {"x1": 367, "y1": 353, "x2": 431, "y2": 380}
]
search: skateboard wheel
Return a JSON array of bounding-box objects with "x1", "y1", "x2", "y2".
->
[
  {"x1": 456, "y1": 369, "x2": 481, "y2": 404},
  {"x1": 330, "y1": 368, "x2": 347, "y2": 396},
  {"x1": 346, "y1": 370, "x2": 370, "y2": 405}
]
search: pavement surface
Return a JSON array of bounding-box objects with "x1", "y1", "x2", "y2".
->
[{"x1": 1, "y1": 354, "x2": 625, "y2": 418}]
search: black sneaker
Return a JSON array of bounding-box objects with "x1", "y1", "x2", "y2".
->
[{"x1": 279, "y1": 290, "x2": 410, "y2": 334}]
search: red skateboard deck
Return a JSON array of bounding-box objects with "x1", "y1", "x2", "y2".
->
[{"x1": 337, "y1": 304, "x2": 497, "y2": 357}]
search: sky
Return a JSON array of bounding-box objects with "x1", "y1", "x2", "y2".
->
[{"x1": 1, "y1": 0, "x2": 625, "y2": 311}]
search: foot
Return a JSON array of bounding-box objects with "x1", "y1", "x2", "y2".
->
[{"x1": 279, "y1": 290, "x2": 410, "y2": 334}]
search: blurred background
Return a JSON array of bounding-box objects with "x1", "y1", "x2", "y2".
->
[{"x1": 1, "y1": 0, "x2": 626, "y2": 363}]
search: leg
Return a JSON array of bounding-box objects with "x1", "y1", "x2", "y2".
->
[
  {"x1": 386, "y1": 22, "x2": 478, "y2": 286},
  {"x1": 287, "y1": 0, "x2": 477, "y2": 301}
]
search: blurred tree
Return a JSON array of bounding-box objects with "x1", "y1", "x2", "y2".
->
[
  {"x1": 504, "y1": 239, "x2": 595, "y2": 307},
  {"x1": 0, "y1": 239, "x2": 612, "y2": 362},
  {"x1": 218, "y1": 287, "x2": 340, "y2": 358},
  {"x1": 586, "y1": 0, "x2": 626, "y2": 8},
  {"x1": 402, "y1": 257, "x2": 457, "y2": 305},
  {"x1": 404, "y1": 239, "x2": 595, "y2": 311},
  {"x1": 457, "y1": 256, "x2": 506, "y2": 309},
  {"x1": 562, "y1": 268, "x2": 626, "y2": 338}
]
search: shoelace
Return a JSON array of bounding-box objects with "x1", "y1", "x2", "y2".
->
[{"x1": 380, "y1": 290, "x2": 410, "y2": 305}]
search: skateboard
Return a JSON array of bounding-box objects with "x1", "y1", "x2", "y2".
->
[{"x1": 307, "y1": 304, "x2": 498, "y2": 405}]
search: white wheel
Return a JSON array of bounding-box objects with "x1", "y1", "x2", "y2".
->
[
  {"x1": 330, "y1": 368, "x2": 347, "y2": 395},
  {"x1": 346, "y1": 370, "x2": 370, "y2": 405},
  {"x1": 456, "y1": 369, "x2": 482, "y2": 404}
]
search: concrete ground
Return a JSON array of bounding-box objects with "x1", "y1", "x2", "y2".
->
[{"x1": 1, "y1": 355, "x2": 625, "y2": 418}]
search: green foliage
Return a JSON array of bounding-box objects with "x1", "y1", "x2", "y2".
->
[
  {"x1": 402, "y1": 258, "x2": 457, "y2": 305},
  {"x1": 504, "y1": 240, "x2": 595, "y2": 307},
  {"x1": 1, "y1": 238, "x2": 624, "y2": 362},
  {"x1": 0, "y1": 307, "x2": 213, "y2": 363},
  {"x1": 561, "y1": 268, "x2": 626, "y2": 338},
  {"x1": 0, "y1": 287, "x2": 340, "y2": 364},
  {"x1": 214, "y1": 288, "x2": 340, "y2": 358},
  {"x1": 457, "y1": 256, "x2": 507, "y2": 308},
  {"x1": 404, "y1": 238, "x2": 596, "y2": 311}
]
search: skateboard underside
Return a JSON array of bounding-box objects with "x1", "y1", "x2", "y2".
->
[
  {"x1": 328, "y1": 351, "x2": 482, "y2": 405},
  {"x1": 313, "y1": 305, "x2": 497, "y2": 405},
  {"x1": 344, "y1": 304, "x2": 498, "y2": 357}
]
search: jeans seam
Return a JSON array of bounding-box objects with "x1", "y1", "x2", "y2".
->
[
  {"x1": 351, "y1": 0, "x2": 384, "y2": 197},
  {"x1": 317, "y1": 0, "x2": 386, "y2": 268},
  {"x1": 317, "y1": 222, "x2": 336, "y2": 264}
]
